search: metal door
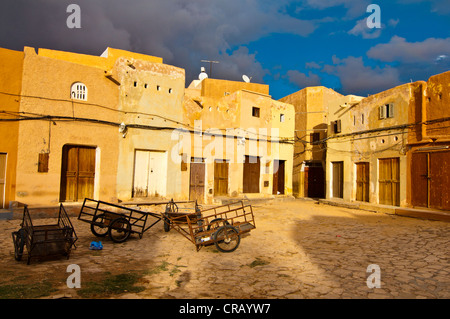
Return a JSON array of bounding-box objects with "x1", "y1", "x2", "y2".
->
[{"x1": 133, "y1": 150, "x2": 167, "y2": 197}]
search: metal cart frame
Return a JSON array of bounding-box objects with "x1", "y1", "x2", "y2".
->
[
  {"x1": 78, "y1": 198, "x2": 163, "y2": 243},
  {"x1": 163, "y1": 200, "x2": 256, "y2": 252},
  {"x1": 12, "y1": 204, "x2": 78, "y2": 264}
]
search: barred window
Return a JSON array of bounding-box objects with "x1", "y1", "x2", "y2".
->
[{"x1": 71, "y1": 82, "x2": 88, "y2": 101}]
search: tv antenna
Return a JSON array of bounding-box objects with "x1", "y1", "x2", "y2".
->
[
  {"x1": 201, "y1": 60, "x2": 219, "y2": 78},
  {"x1": 242, "y1": 75, "x2": 252, "y2": 83}
]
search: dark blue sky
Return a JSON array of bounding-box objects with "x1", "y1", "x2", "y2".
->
[{"x1": 0, "y1": 0, "x2": 449, "y2": 99}]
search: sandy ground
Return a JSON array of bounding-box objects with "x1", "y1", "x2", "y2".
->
[{"x1": 0, "y1": 199, "x2": 448, "y2": 299}]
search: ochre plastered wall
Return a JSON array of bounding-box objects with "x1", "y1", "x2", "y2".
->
[
  {"x1": 0, "y1": 48, "x2": 24, "y2": 208},
  {"x1": 14, "y1": 47, "x2": 120, "y2": 206}
]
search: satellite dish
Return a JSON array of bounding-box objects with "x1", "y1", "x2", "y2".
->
[
  {"x1": 242, "y1": 75, "x2": 252, "y2": 83},
  {"x1": 199, "y1": 67, "x2": 208, "y2": 81}
]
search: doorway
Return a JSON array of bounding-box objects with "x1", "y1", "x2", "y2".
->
[
  {"x1": 378, "y1": 157, "x2": 400, "y2": 206},
  {"x1": 60, "y1": 145, "x2": 96, "y2": 202},
  {"x1": 411, "y1": 150, "x2": 450, "y2": 210},
  {"x1": 305, "y1": 162, "x2": 324, "y2": 198},
  {"x1": 272, "y1": 160, "x2": 285, "y2": 195},
  {"x1": 243, "y1": 155, "x2": 260, "y2": 193},
  {"x1": 190, "y1": 158, "x2": 205, "y2": 203},
  {"x1": 0, "y1": 153, "x2": 6, "y2": 208},
  {"x1": 132, "y1": 150, "x2": 167, "y2": 198},
  {"x1": 355, "y1": 162, "x2": 370, "y2": 202},
  {"x1": 214, "y1": 160, "x2": 229, "y2": 196},
  {"x1": 332, "y1": 161, "x2": 344, "y2": 198}
]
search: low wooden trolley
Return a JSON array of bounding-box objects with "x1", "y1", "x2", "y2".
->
[
  {"x1": 12, "y1": 204, "x2": 78, "y2": 264},
  {"x1": 163, "y1": 200, "x2": 256, "y2": 252}
]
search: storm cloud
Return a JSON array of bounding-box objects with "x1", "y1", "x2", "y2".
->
[{"x1": 0, "y1": 0, "x2": 316, "y2": 85}]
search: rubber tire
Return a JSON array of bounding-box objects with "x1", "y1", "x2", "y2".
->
[
  {"x1": 207, "y1": 218, "x2": 229, "y2": 231},
  {"x1": 163, "y1": 213, "x2": 171, "y2": 232},
  {"x1": 213, "y1": 225, "x2": 240, "y2": 253},
  {"x1": 12, "y1": 229, "x2": 26, "y2": 261},
  {"x1": 108, "y1": 218, "x2": 131, "y2": 243},
  {"x1": 91, "y1": 214, "x2": 109, "y2": 237}
]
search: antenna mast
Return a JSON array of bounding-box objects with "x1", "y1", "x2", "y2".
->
[{"x1": 201, "y1": 60, "x2": 219, "y2": 78}]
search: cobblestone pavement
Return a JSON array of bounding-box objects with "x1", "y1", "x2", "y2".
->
[{"x1": 0, "y1": 199, "x2": 448, "y2": 299}]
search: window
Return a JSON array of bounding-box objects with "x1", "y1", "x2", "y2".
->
[
  {"x1": 70, "y1": 82, "x2": 87, "y2": 101},
  {"x1": 252, "y1": 107, "x2": 260, "y2": 118},
  {"x1": 310, "y1": 132, "x2": 321, "y2": 145},
  {"x1": 361, "y1": 114, "x2": 364, "y2": 124},
  {"x1": 379, "y1": 103, "x2": 394, "y2": 119},
  {"x1": 333, "y1": 119, "x2": 342, "y2": 133},
  {"x1": 280, "y1": 114, "x2": 285, "y2": 122},
  {"x1": 157, "y1": 85, "x2": 161, "y2": 91},
  {"x1": 169, "y1": 88, "x2": 173, "y2": 94}
]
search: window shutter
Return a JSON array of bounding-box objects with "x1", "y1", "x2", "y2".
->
[
  {"x1": 388, "y1": 103, "x2": 394, "y2": 118},
  {"x1": 379, "y1": 105, "x2": 386, "y2": 119}
]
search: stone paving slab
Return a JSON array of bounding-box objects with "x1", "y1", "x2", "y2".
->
[{"x1": 0, "y1": 200, "x2": 448, "y2": 299}]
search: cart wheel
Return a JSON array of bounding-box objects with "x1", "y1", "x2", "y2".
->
[
  {"x1": 213, "y1": 225, "x2": 240, "y2": 253},
  {"x1": 91, "y1": 214, "x2": 109, "y2": 237},
  {"x1": 12, "y1": 229, "x2": 26, "y2": 261},
  {"x1": 108, "y1": 218, "x2": 131, "y2": 243},
  {"x1": 163, "y1": 213, "x2": 171, "y2": 232},
  {"x1": 207, "y1": 218, "x2": 229, "y2": 231}
]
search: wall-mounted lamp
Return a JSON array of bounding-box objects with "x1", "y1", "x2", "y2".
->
[{"x1": 119, "y1": 122, "x2": 127, "y2": 138}]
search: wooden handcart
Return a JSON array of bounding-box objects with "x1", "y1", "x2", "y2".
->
[
  {"x1": 12, "y1": 204, "x2": 78, "y2": 264},
  {"x1": 163, "y1": 199, "x2": 256, "y2": 252},
  {"x1": 78, "y1": 198, "x2": 164, "y2": 243}
]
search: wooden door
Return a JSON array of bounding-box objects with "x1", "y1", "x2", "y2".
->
[
  {"x1": 429, "y1": 151, "x2": 450, "y2": 210},
  {"x1": 272, "y1": 160, "x2": 285, "y2": 195},
  {"x1": 0, "y1": 153, "x2": 6, "y2": 208},
  {"x1": 61, "y1": 145, "x2": 95, "y2": 202},
  {"x1": 190, "y1": 160, "x2": 205, "y2": 203},
  {"x1": 305, "y1": 165, "x2": 324, "y2": 198},
  {"x1": 411, "y1": 152, "x2": 428, "y2": 208},
  {"x1": 332, "y1": 162, "x2": 343, "y2": 198},
  {"x1": 379, "y1": 158, "x2": 400, "y2": 206},
  {"x1": 243, "y1": 155, "x2": 260, "y2": 193},
  {"x1": 214, "y1": 161, "x2": 229, "y2": 196},
  {"x1": 356, "y1": 162, "x2": 370, "y2": 202}
]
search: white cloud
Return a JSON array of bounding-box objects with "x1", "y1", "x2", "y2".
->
[
  {"x1": 287, "y1": 70, "x2": 322, "y2": 88},
  {"x1": 367, "y1": 36, "x2": 450, "y2": 63},
  {"x1": 348, "y1": 18, "x2": 382, "y2": 39},
  {"x1": 323, "y1": 55, "x2": 401, "y2": 95}
]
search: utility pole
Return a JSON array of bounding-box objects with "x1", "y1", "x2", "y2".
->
[{"x1": 201, "y1": 60, "x2": 219, "y2": 78}]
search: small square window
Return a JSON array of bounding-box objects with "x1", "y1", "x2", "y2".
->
[
  {"x1": 311, "y1": 132, "x2": 321, "y2": 144},
  {"x1": 280, "y1": 114, "x2": 285, "y2": 122},
  {"x1": 252, "y1": 107, "x2": 260, "y2": 118}
]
